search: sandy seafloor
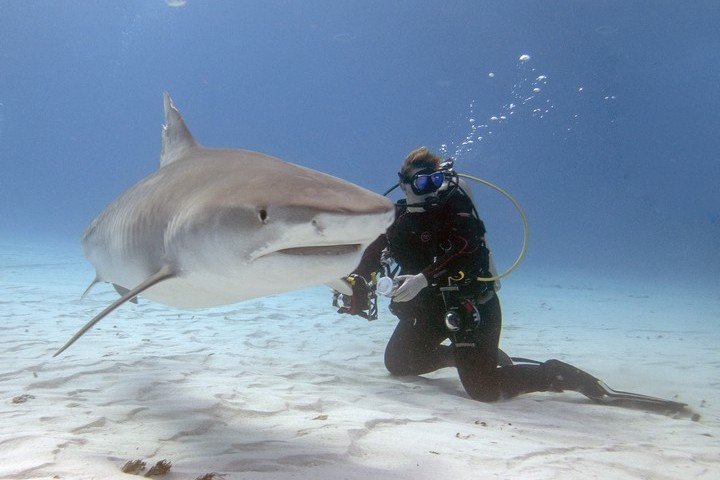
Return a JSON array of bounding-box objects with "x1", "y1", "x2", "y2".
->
[{"x1": 1, "y1": 240, "x2": 718, "y2": 480}]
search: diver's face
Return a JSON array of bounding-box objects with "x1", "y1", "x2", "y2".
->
[
  {"x1": 401, "y1": 166, "x2": 443, "y2": 204},
  {"x1": 400, "y1": 167, "x2": 426, "y2": 203}
]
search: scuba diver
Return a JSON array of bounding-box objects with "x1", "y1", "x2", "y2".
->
[{"x1": 333, "y1": 147, "x2": 687, "y2": 411}]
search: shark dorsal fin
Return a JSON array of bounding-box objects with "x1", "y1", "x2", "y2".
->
[{"x1": 160, "y1": 92, "x2": 198, "y2": 168}]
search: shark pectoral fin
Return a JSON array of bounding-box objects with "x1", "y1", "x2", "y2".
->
[
  {"x1": 80, "y1": 275, "x2": 101, "y2": 300},
  {"x1": 113, "y1": 283, "x2": 138, "y2": 304},
  {"x1": 54, "y1": 265, "x2": 175, "y2": 357}
]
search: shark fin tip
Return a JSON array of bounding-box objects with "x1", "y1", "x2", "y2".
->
[{"x1": 160, "y1": 93, "x2": 197, "y2": 168}]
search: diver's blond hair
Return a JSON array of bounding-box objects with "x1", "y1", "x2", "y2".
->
[{"x1": 400, "y1": 147, "x2": 442, "y2": 178}]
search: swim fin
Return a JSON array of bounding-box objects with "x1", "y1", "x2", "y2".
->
[
  {"x1": 591, "y1": 380, "x2": 687, "y2": 412},
  {"x1": 513, "y1": 357, "x2": 688, "y2": 414}
]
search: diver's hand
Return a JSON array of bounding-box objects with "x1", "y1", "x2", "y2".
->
[{"x1": 393, "y1": 273, "x2": 428, "y2": 302}]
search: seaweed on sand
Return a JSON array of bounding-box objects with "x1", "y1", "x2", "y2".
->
[
  {"x1": 144, "y1": 460, "x2": 172, "y2": 477},
  {"x1": 195, "y1": 474, "x2": 226, "y2": 480},
  {"x1": 121, "y1": 460, "x2": 146, "y2": 475}
]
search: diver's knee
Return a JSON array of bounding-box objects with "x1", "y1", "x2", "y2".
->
[
  {"x1": 384, "y1": 351, "x2": 413, "y2": 377},
  {"x1": 463, "y1": 383, "x2": 502, "y2": 402},
  {"x1": 456, "y1": 365, "x2": 502, "y2": 402}
]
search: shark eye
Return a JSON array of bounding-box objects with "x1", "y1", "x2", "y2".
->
[{"x1": 258, "y1": 209, "x2": 268, "y2": 223}]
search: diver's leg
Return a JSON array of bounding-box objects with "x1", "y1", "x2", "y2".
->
[
  {"x1": 455, "y1": 294, "x2": 551, "y2": 401},
  {"x1": 454, "y1": 293, "x2": 505, "y2": 401},
  {"x1": 384, "y1": 305, "x2": 453, "y2": 376},
  {"x1": 456, "y1": 294, "x2": 608, "y2": 401}
]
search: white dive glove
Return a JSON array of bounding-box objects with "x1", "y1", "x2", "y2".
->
[{"x1": 392, "y1": 273, "x2": 428, "y2": 302}]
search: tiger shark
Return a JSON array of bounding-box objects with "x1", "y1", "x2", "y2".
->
[{"x1": 54, "y1": 93, "x2": 394, "y2": 356}]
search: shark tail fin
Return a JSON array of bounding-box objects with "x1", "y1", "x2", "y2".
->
[
  {"x1": 160, "y1": 92, "x2": 198, "y2": 168},
  {"x1": 80, "y1": 275, "x2": 101, "y2": 299},
  {"x1": 54, "y1": 265, "x2": 175, "y2": 357}
]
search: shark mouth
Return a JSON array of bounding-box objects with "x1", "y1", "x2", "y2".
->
[{"x1": 277, "y1": 244, "x2": 361, "y2": 256}]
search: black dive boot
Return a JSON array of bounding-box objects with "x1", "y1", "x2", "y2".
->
[{"x1": 542, "y1": 359, "x2": 608, "y2": 400}]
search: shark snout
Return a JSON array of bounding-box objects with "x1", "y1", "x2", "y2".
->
[
  {"x1": 308, "y1": 208, "x2": 394, "y2": 243},
  {"x1": 315, "y1": 208, "x2": 390, "y2": 240}
]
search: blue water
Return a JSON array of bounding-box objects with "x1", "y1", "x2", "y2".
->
[{"x1": 1, "y1": 0, "x2": 718, "y2": 290}]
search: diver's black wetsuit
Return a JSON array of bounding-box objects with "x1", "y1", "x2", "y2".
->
[{"x1": 353, "y1": 190, "x2": 551, "y2": 402}]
